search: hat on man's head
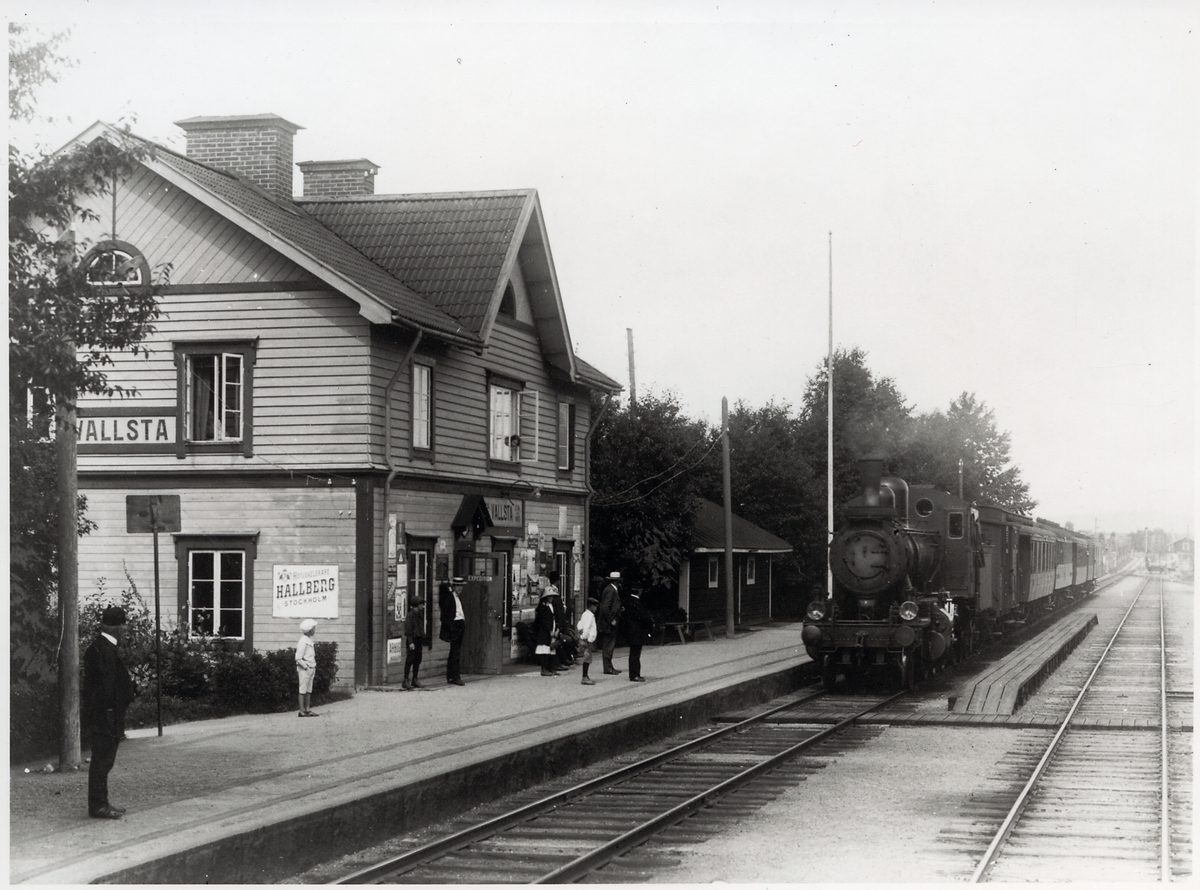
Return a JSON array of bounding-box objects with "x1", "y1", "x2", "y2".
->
[
  {"x1": 101, "y1": 605, "x2": 127, "y2": 627},
  {"x1": 608, "y1": 571, "x2": 622, "y2": 580},
  {"x1": 587, "y1": 596, "x2": 600, "y2": 606},
  {"x1": 300, "y1": 618, "x2": 317, "y2": 633},
  {"x1": 451, "y1": 576, "x2": 466, "y2": 585}
]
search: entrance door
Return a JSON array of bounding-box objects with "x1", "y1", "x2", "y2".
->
[{"x1": 457, "y1": 552, "x2": 505, "y2": 674}]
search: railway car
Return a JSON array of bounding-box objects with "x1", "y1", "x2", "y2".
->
[{"x1": 801, "y1": 458, "x2": 1096, "y2": 689}]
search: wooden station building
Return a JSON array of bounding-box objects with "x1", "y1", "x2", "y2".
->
[{"x1": 67, "y1": 114, "x2": 621, "y2": 689}]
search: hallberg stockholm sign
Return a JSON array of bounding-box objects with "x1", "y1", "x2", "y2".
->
[{"x1": 77, "y1": 406, "x2": 176, "y2": 454}]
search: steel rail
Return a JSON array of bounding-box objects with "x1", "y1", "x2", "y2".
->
[
  {"x1": 969, "y1": 577, "x2": 1150, "y2": 883},
  {"x1": 533, "y1": 690, "x2": 907, "y2": 884},
  {"x1": 1159, "y1": 579, "x2": 1171, "y2": 881},
  {"x1": 335, "y1": 686, "x2": 827, "y2": 884}
]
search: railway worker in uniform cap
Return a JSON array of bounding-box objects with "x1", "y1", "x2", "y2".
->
[
  {"x1": 596, "y1": 571, "x2": 624, "y2": 675},
  {"x1": 295, "y1": 619, "x2": 319, "y2": 716},
  {"x1": 622, "y1": 587, "x2": 654, "y2": 682},
  {"x1": 83, "y1": 604, "x2": 136, "y2": 819},
  {"x1": 439, "y1": 577, "x2": 467, "y2": 686}
]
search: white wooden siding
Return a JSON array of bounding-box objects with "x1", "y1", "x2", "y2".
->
[{"x1": 77, "y1": 485, "x2": 358, "y2": 689}]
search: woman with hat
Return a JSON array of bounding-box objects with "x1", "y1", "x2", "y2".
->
[
  {"x1": 532, "y1": 588, "x2": 559, "y2": 677},
  {"x1": 295, "y1": 619, "x2": 319, "y2": 716}
]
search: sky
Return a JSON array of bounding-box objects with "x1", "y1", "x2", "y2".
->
[{"x1": 9, "y1": 0, "x2": 1196, "y2": 537}]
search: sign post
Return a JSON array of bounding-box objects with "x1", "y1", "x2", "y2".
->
[{"x1": 126, "y1": 495, "x2": 181, "y2": 737}]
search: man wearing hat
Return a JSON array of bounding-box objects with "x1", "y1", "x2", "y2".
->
[
  {"x1": 83, "y1": 605, "x2": 136, "y2": 819},
  {"x1": 596, "y1": 571, "x2": 624, "y2": 675},
  {"x1": 438, "y1": 577, "x2": 467, "y2": 686}
]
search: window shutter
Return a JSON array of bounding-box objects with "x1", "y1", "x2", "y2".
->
[{"x1": 519, "y1": 390, "x2": 539, "y2": 462}]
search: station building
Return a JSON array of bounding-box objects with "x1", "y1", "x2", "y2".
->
[{"x1": 68, "y1": 114, "x2": 620, "y2": 689}]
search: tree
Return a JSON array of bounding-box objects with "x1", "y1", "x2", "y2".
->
[
  {"x1": 897, "y1": 392, "x2": 1035, "y2": 513},
  {"x1": 590, "y1": 392, "x2": 715, "y2": 598},
  {"x1": 9, "y1": 24, "x2": 162, "y2": 766},
  {"x1": 795, "y1": 348, "x2": 914, "y2": 585}
]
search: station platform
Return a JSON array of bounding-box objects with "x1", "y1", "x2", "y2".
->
[{"x1": 9, "y1": 624, "x2": 810, "y2": 885}]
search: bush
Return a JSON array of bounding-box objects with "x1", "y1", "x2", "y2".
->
[{"x1": 212, "y1": 642, "x2": 340, "y2": 712}]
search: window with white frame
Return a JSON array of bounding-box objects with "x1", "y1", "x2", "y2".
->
[
  {"x1": 412, "y1": 364, "x2": 432, "y2": 450},
  {"x1": 746, "y1": 554, "x2": 757, "y2": 585},
  {"x1": 188, "y1": 549, "x2": 245, "y2": 638},
  {"x1": 708, "y1": 555, "x2": 719, "y2": 588},
  {"x1": 557, "y1": 400, "x2": 575, "y2": 470},
  {"x1": 176, "y1": 341, "x2": 256, "y2": 456},
  {"x1": 489, "y1": 386, "x2": 518, "y2": 462}
]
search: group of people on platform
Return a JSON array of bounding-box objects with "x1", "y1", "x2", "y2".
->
[{"x1": 79, "y1": 571, "x2": 654, "y2": 820}]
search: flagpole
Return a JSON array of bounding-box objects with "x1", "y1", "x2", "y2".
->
[{"x1": 826, "y1": 232, "x2": 834, "y2": 600}]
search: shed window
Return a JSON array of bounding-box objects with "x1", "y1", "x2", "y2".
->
[
  {"x1": 708, "y1": 556, "x2": 719, "y2": 588},
  {"x1": 746, "y1": 554, "x2": 756, "y2": 585}
]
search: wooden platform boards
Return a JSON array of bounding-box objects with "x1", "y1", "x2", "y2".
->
[{"x1": 951, "y1": 611, "x2": 1098, "y2": 716}]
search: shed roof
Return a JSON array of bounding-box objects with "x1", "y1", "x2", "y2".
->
[{"x1": 690, "y1": 499, "x2": 793, "y2": 554}]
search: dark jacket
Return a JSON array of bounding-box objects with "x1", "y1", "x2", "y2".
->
[
  {"x1": 622, "y1": 595, "x2": 654, "y2": 646},
  {"x1": 404, "y1": 606, "x2": 427, "y2": 644},
  {"x1": 439, "y1": 583, "x2": 465, "y2": 643},
  {"x1": 82, "y1": 635, "x2": 135, "y2": 741},
  {"x1": 533, "y1": 598, "x2": 557, "y2": 648},
  {"x1": 597, "y1": 582, "x2": 623, "y2": 633}
]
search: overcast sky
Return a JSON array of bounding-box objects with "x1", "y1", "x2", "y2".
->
[{"x1": 11, "y1": 0, "x2": 1196, "y2": 537}]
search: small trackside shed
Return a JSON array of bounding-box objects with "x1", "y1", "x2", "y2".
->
[{"x1": 678, "y1": 499, "x2": 793, "y2": 626}]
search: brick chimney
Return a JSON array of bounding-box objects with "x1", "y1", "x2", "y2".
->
[
  {"x1": 297, "y1": 159, "x2": 379, "y2": 198},
  {"x1": 174, "y1": 114, "x2": 303, "y2": 199}
]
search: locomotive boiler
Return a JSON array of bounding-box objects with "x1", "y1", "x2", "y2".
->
[{"x1": 802, "y1": 458, "x2": 1096, "y2": 690}]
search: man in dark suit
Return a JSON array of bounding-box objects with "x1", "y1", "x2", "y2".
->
[
  {"x1": 622, "y1": 587, "x2": 654, "y2": 682},
  {"x1": 438, "y1": 577, "x2": 467, "y2": 686},
  {"x1": 596, "y1": 571, "x2": 624, "y2": 675},
  {"x1": 83, "y1": 605, "x2": 136, "y2": 819}
]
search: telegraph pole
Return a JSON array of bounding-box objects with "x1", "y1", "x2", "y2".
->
[
  {"x1": 722, "y1": 397, "x2": 735, "y2": 639},
  {"x1": 626, "y1": 328, "x2": 637, "y2": 408},
  {"x1": 826, "y1": 233, "x2": 834, "y2": 600},
  {"x1": 57, "y1": 389, "x2": 81, "y2": 770}
]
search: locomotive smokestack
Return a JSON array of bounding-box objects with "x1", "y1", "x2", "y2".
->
[{"x1": 860, "y1": 457, "x2": 884, "y2": 506}]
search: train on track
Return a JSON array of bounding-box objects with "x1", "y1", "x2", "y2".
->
[{"x1": 802, "y1": 458, "x2": 1097, "y2": 689}]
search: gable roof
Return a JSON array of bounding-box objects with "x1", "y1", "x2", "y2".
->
[
  {"x1": 65, "y1": 121, "x2": 621, "y2": 391},
  {"x1": 690, "y1": 499, "x2": 793, "y2": 554}
]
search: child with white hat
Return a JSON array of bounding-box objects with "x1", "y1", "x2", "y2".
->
[{"x1": 296, "y1": 619, "x2": 319, "y2": 716}]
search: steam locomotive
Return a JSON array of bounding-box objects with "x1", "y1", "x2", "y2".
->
[{"x1": 801, "y1": 458, "x2": 1096, "y2": 689}]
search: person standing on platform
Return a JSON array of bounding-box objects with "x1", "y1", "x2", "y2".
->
[
  {"x1": 546, "y1": 571, "x2": 575, "y2": 669},
  {"x1": 402, "y1": 593, "x2": 428, "y2": 689},
  {"x1": 533, "y1": 590, "x2": 559, "y2": 677},
  {"x1": 295, "y1": 619, "x2": 319, "y2": 716},
  {"x1": 83, "y1": 605, "x2": 136, "y2": 819},
  {"x1": 622, "y1": 587, "x2": 653, "y2": 682},
  {"x1": 439, "y1": 577, "x2": 467, "y2": 686},
  {"x1": 597, "y1": 571, "x2": 624, "y2": 675},
  {"x1": 576, "y1": 596, "x2": 599, "y2": 685}
]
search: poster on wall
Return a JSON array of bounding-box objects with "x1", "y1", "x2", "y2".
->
[
  {"x1": 387, "y1": 638, "x2": 406, "y2": 664},
  {"x1": 273, "y1": 565, "x2": 339, "y2": 618}
]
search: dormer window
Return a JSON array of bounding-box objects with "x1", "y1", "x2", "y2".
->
[{"x1": 82, "y1": 240, "x2": 150, "y2": 287}]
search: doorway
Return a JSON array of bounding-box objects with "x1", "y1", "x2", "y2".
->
[{"x1": 456, "y1": 551, "x2": 506, "y2": 674}]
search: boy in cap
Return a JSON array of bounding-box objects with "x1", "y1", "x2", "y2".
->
[
  {"x1": 576, "y1": 596, "x2": 599, "y2": 685},
  {"x1": 83, "y1": 605, "x2": 136, "y2": 818},
  {"x1": 402, "y1": 593, "x2": 428, "y2": 689},
  {"x1": 296, "y1": 619, "x2": 319, "y2": 716}
]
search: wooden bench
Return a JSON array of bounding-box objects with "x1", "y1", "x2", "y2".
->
[
  {"x1": 655, "y1": 620, "x2": 715, "y2": 645},
  {"x1": 951, "y1": 612, "x2": 1098, "y2": 715}
]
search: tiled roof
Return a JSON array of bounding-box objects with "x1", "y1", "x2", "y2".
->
[
  {"x1": 573, "y1": 355, "x2": 623, "y2": 393},
  {"x1": 298, "y1": 192, "x2": 531, "y2": 334},
  {"x1": 690, "y1": 499, "x2": 794, "y2": 553},
  {"x1": 142, "y1": 141, "x2": 480, "y2": 347}
]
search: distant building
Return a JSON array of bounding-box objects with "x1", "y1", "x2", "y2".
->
[
  {"x1": 62, "y1": 114, "x2": 620, "y2": 689},
  {"x1": 678, "y1": 499, "x2": 793, "y2": 626}
]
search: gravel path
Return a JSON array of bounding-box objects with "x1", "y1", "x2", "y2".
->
[{"x1": 647, "y1": 725, "x2": 1017, "y2": 883}]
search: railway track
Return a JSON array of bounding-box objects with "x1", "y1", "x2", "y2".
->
[
  {"x1": 335, "y1": 689, "x2": 903, "y2": 884},
  {"x1": 966, "y1": 576, "x2": 1189, "y2": 882}
]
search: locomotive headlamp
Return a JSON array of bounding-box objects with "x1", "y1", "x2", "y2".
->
[
  {"x1": 806, "y1": 601, "x2": 827, "y2": 621},
  {"x1": 899, "y1": 600, "x2": 919, "y2": 621}
]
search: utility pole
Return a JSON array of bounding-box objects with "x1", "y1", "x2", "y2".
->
[
  {"x1": 826, "y1": 232, "x2": 834, "y2": 600},
  {"x1": 626, "y1": 328, "x2": 637, "y2": 408},
  {"x1": 722, "y1": 397, "x2": 735, "y2": 640},
  {"x1": 57, "y1": 388, "x2": 81, "y2": 770}
]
